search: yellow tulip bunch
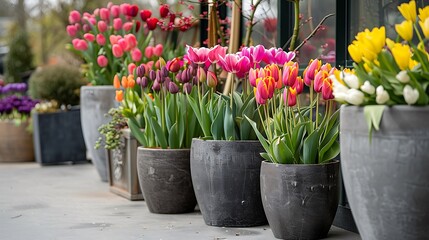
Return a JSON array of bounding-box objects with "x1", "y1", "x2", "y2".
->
[{"x1": 332, "y1": 0, "x2": 429, "y2": 106}]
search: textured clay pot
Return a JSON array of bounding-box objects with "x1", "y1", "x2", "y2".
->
[
  {"x1": 0, "y1": 120, "x2": 34, "y2": 162},
  {"x1": 261, "y1": 161, "x2": 339, "y2": 239},
  {"x1": 137, "y1": 147, "x2": 196, "y2": 214},
  {"x1": 340, "y1": 105, "x2": 429, "y2": 240},
  {"x1": 190, "y1": 139, "x2": 267, "y2": 227},
  {"x1": 80, "y1": 86, "x2": 117, "y2": 182}
]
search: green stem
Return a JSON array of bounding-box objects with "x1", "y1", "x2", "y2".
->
[
  {"x1": 244, "y1": 0, "x2": 262, "y2": 47},
  {"x1": 316, "y1": 93, "x2": 319, "y2": 129},
  {"x1": 310, "y1": 82, "x2": 314, "y2": 132},
  {"x1": 289, "y1": 0, "x2": 300, "y2": 51}
]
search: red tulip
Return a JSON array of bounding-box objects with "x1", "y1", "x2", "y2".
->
[
  {"x1": 131, "y1": 48, "x2": 142, "y2": 62},
  {"x1": 284, "y1": 87, "x2": 297, "y2": 107},
  {"x1": 66, "y1": 25, "x2": 77, "y2": 37},
  {"x1": 322, "y1": 77, "x2": 334, "y2": 100},
  {"x1": 159, "y1": 4, "x2": 170, "y2": 18},
  {"x1": 140, "y1": 9, "x2": 152, "y2": 21},
  {"x1": 256, "y1": 76, "x2": 275, "y2": 100},
  {"x1": 146, "y1": 18, "x2": 158, "y2": 30},
  {"x1": 128, "y1": 5, "x2": 139, "y2": 17},
  {"x1": 293, "y1": 76, "x2": 304, "y2": 94},
  {"x1": 167, "y1": 57, "x2": 181, "y2": 73},
  {"x1": 97, "y1": 55, "x2": 108, "y2": 67}
]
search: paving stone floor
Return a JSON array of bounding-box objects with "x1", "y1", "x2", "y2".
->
[{"x1": 0, "y1": 162, "x2": 361, "y2": 240}]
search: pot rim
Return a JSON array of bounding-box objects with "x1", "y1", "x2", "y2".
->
[
  {"x1": 191, "y1": 138, "x2": 260, "y2": 143},
  {"x1": 262, "y1": 160, "x2": 339, "y2": 167},
  {"x1": 341, "y1": 105, "x2": 429, "y2": 110},
  {"x1": 137, "y1": 146, "x2": 190, "y2": 152},
  {"x1": 81, "y1": 85, "x2": 117, "y2": 90}
]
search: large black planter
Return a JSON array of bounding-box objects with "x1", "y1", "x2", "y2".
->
[
  {"x1": 81, "y1": 86, "x2": 117, "y2": 182},
  {"x1": 190, "y1": 139, "x2": 267, "y2": 227},
  {"x1": 260, "y1": 161, "x2": 339, "y2": 239},
  {"x1": 32, "y1": 109, "x2": 86, "y2": 165},
  {"x1": 137, "y1": 147, "x2": 196, "y2": 214},
  {"x1": 340, "y1": 105, "x2": 429, "y2": 240}
]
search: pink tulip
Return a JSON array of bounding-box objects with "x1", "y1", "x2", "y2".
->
[
  {"x1": 303, "y1": 59, "x2": 321, "y2": 86},
  {"x1": 128, "y1": 63, "x2": 136, "y2": 75},
  {"x1": 145, "y1": 46, "x2": 154, "y2": 59},
  {"x1": 66, "y1": 25, "x2": 77, "y2": 37},
  {"x1": 207, "y1": 71, "x2": 218, "y2": 88},
  {"x1": 255, "y1": 90, "x2": 267, "y2": 105},
  {"x1": 110, "y1": 5, "x2": 120, "y2": 18},
  {"x1": 96, "y1": 34, "x2": 106, "y2": 45},
  {"x1": 282, "y1": 62, "x2": 298, "y2": 87},
  {"x1": 218, "y1": 54, "x2": 251, "y2": 74},
  {"x1": 208, "y1": 45, "x2": 227, "y2": 64},
  {"x1": 93, "y1": 8, "x2": 100, "y2": 17},
  {"x1": 120, "y1": 3, "x2": 131, "y2": 15},
  {"x1": 321, "y1": 78, "x2": 334, "y2": 100},
  {"x1": 131, "y1": 48, "x2": 142, "y2": 62},
  {"x1": 83, "y1": 33, "x2": 95, "y2": 42},
  {"x1": 97, "y1": 55, "x2": 108, "y2": 67},
  {"x1": 264, "y1": 48, "x2": 295, "y2": 65},
  {"x1": 256, "y1": 76, "x2": 275, "y2": 101},
  {"x1": 112, "y1": 44, "x2": 124, "y2": 57},
  {"x1": 249, "y1": 68, "x2": 265, "y2": 87},
  {"x1": 97, "y1": 21, "x2": 107, "y2": 33},
  {"x1": 117, "y1": 39, "x2": 128, "y2": 51},
  {"x1": 186, "y1": 45, "x2": 210, "y2": 65},
  {"x1": 100, "y1": 8, "x2": 110, "y2": 21},
  {"x1": 87, "y1": 17, "x2": 97, "y2": 26},
  {"x1": 68, "y1": 10, "x2": 81, "y2": 24},
  {"x1": 284, "y1": 87, "x2": 297, "y2": 107},
  {"x1": 123, "y1": 22, "x2": 133, "y2": 32},
  {"x1": 109, "y1": 35, "x2": 121, "y2": 45},
  {"x1": 240, "y1": 45, "x2": 265, "y2": 64},
  {"x1": 83, "y1": 24, "x2": 91, "y2": 32},
  {"x1": 125, "y1": 34, "x2": 137, "y2": 49},
  {"x1": 113, "y1": 18, "x2": 122, "y2": 31},
  {"x1": 293, "y1": 77, "x2": 304, "y2": 94},
  {"x1": 153, "y1": 44, "x2": 163, "y2": 57},
  {"x1": 314, "y1": 70, "x2": 329, "y2": 93},
  {"x1": 72, "y1": 39, "x2": 88, "y2": 51}
]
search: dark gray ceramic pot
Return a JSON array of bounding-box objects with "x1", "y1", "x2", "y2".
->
[
  {"x1": 190, "y1": 139, "x2": 267, "y2": 227},
  {"x1": 80, "y1": 86, "x2": 117, "y2": 182},
  {"x1": 340, "y1": 105, "x2": 429, "y2": 240},
  {"x1": 137, "y1": 147, "x2": 197, "y2": 214},
  {"x1": 261, "y1": 161, "x2": 339, "y2": 239}
]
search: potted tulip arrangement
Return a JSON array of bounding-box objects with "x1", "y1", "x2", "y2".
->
[
  {"x1": 0, "y1": 83, "x2": 39, "y2": 162},
  {"x1": 67, "y1": 2, "x2": 196, "y2": 181},
  {"x1": 331, "y1": 1, "x2": 429, "y2": 239},
  {"x1": 244, "y1": 58, "x2": 340, "y2": 239},
  {"x1": 114, "y1": 59, "x2": 202, "y2": 214}
]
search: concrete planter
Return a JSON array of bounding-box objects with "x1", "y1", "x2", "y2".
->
[
  {"x1": 107, "y1": 129, "x2": 143, "y2": 200},
  {"x1": 261, "y1": 161, "x2": 339, "y2": 239},
  {"x1": 80, "y1": 86, "x2": 117, "y2": 182},
  {"x1": 137, "y1": 147, "x2": 196, "y2": 214},
  {"x1": 340, "y1": 105, "x2": 429, "y2": 240},
  {"x1": 190, "y1": 139, "x2": 267, "y2": 227},
  {"x1": 0, "y1": 120, "x2": 34, "y2": 162},
  {"x1": 32, "y1": 109, "x2": 86, "y2": 165}
]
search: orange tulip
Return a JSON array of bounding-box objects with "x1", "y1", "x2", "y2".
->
[
  {"x1": 115, "y1": 90, "x2": 124, "y2": 102},
  {"x1": 121, "y1": 76, "x2": 128, "y2": 88},
  {"x1": 113, "y1": 75, "x2": 121, "y2": 89}
]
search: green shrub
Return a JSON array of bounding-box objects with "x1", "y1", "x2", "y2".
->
[
  {"x1": 4, "y1": 30, "x2": 34, "y2": 83},
  {"x1": 28, "y1": 64, "x2": 87, "y2": 107}
]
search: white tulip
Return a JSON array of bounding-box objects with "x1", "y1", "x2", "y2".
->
[
  {"x1": 376, "y1": 86, "x2": 390, "y2": 104},
  {"x1": 331, "y1": 75, "x2": 350, "y2": 102},
  {"x1": 396, "y1": 70, "x2": 410, "y2": 83},
  {"x1": 403, "y1": 85, "x2": 419, "y2": 105},
  {"x1": 360, "y1": 81, "x2": 375, "y2": 95},
  {"x1": 343, "y1": 73, "x2": 360, "y2": 89},
  {"x1": 345, "y1": 89, "x2": 365, "y2": 105}
]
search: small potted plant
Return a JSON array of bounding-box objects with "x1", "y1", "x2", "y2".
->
[
  {"x1": 247, "y1": 59, "x2": 340, "y2": 239},
  {"x1": 95, "y1": 107, "x2": 143, "y2": 201},
  {"x1": 331, "y1": 1, "x2": 429, "y2": 239},
  {"x1": 0, "y1": 82, "x2": 39, "y2": 162},
  {"x1": 28, "y1": 64, "x2": 87, "y2": 165}
]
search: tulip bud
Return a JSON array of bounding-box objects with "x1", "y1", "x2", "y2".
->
[
  {"x1": 403, "y1": 85, "x2": 419, "y2": 105},
  {"x1": 131, "y1": 48, "x2": 142, "y2": 62},
  {"x1": 152, "y1": 80, "x2": 161, "y2": 91},
  {"x1": 376, "y1": 86, "x2": 390, "y2": 104},
  {"x1": 396, "y1": 70, "x2": 410, "y2": 83},
  {"x1": 66, "y1": 25, "x2": 77, "y2": 37},
  {"x1": 115, "y1": 90, "x2": 124, "y2": 102},
  {"x1": 360, "y1": 81, "x2": 375, "y2": 95},
  {"x1": 169, "y1": 81, "x2": 179, "y2": 94},
  {"x1": 146, "y1": 18, "x2": 159, "y2": 30},
  {"x1": 141, "y1": 76, "x2": 149, "y2": 88},
  {"x1": 97, "y1": 55, "x2": 108, "y2": 67},
  {"x1": 123, "y1": 22, "x2": 133, "y2": 32},
  {"x1": 168, "y1": 58, "x2": 181, "y2": 73},
  {"x1": 159, "y1": 4, "x2": 169, "y2": 18},
  {"x1": 207, "y1": 71, "x2": 217, "y2": 88},
  {"x1": 136, "y1": 77, "x2": 141, "y2": 86},
  {"x1": 153, "y1": 44, "x2": 163, "y2": 57},
  {"x1": 68, "y1": 10, "x2": 81, "y2": 24},
  {"x1": 161, "y1": 66, "x2": 169, "y2": 78},
  {"x1": 345, "y1": 89, "x2": 365, "y2": 105},
  {"x1": 112, "y1": 44, "x2": 123, "y2": 58},
  {"x1": 149, "y1": 70, "x2": 156, "y2": 80},
  {"x1": 113, "y1": 75, "x2": 121, "y2": 89},
  {"x1": 96, "y1": 34, "x2": 106, "y2": 45},
  {"x1": 84, "y1": 33, "x2": 95, "y2": 42},
  {"x1": 111, "y1": 5, "x2": 120, "y2": 18},
  {"x1": 197, "y1": 67, "x2": 206, "y2": 83},
  {"x1": 343, "y1": 73, "x2": 360, "y2": 89},
  {"x1": 183, "y1": 82, "x2": 193, "y2": 94},
  {"x1": 128, "y1": 63, "x2": 136, "y2": 75},
  {"x1": 113, "y1": 18, "x2": 122, "y2": 31},
  {"x1": 137, "y1": 65, "x2": 146, "y2": 78},
  {"x1": 100, "y1": 8, "x2": 110, "y2": 21},
  {"x1": 140, "y1": 9, "x2": 152, "y2": 21}
]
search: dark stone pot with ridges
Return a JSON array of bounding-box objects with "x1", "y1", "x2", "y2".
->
[
  {"x1": 190, "y1": 139, "x2": 267, "y2": 227},
  {"x1": 137, "y1": 147, "x2": 196, "y2": 214},
  {"x1": 340, "y1": 105, "x2": 429, "y2": 240},
  {"x1": 260, "y1": 160, "x2": 339, "y2": 239}
]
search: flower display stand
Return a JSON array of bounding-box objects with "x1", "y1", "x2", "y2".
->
[{"x1": 107, "y1": 129, "x2": 143, "y2": 201}]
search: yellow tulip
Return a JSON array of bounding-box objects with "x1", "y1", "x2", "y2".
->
[
  {"x1": 372, "y1": 27, "x2": 386, "y2": 51},
  {"x1": 398, "y1": 0, "x2": 417, "y2": 23},
  {"x1": 418, "y1": 6, "x2": 429, "y2": 22},
  {"x1": 363, "y1": 63, "x2": 372, "y2": 73},
  {"x1": 386, "y1": 38, "x2": 396, "y2": 49},
  {"x1": 395, "y1": 20, "x2": 414, "y2": 41},
  {"x1": 419, "y1": 18, "x2": 429, "y2": 38},
  {"x1": 348, "y1": 43, "x2": 363, "y2": 63},
  {"x1": 391, "y1": 44, "x2": 411, "y2": 70},
  {"x1": 409, "y1": 59, "x2": 418, "y2": 70}
]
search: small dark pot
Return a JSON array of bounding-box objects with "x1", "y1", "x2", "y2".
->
[
  {"x1": 341, "y1": 105, "x2": 429, "y2": 240},
  {"x1": 137, "y1": 147, "x2": 196, "y2": 214},
  {"x1": 190, "y1": 139, "x2": 267, "y2": 227},
  {"x1": 261, "y1": 161, "x2": 339, "y2": 240}
]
